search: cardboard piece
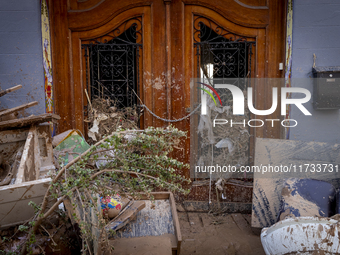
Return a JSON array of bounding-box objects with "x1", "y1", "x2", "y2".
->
[{"x1": 106, "y1": 201, "x2": 146, "y2": 232}]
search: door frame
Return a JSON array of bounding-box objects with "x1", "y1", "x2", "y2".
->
[{"x1": 49, "y1": 0, "x2": 286, "y2": 190}]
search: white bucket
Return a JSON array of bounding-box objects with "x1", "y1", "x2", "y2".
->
[{"x1": 261, "y1": 216, "x2": 340, "y2": 255}]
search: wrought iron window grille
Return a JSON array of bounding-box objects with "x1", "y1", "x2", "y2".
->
[
  {"x1": 194, "y1": 15, "x2": 255, "y2": 82},
  {"x1": 82, "y1": 17, "x2": 142, "y2": 109}
]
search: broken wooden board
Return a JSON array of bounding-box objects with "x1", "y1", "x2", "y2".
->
[
  {"x1": 0, "y1": 113, "x2": 60, "y2": 131},
  {"x1": 0, "y1": 125, "x2": 55, "y2": 228},
  {"x1": 15, "y1": 126, "x2": 36, "y2": 183},
  {"x1": 0, "y1": 101, "x2": 38, "y2": 118},
  {"x1": 0, "y1": 125, "x2": 54, "y2": 184},
  {"x1": 13, "y1": 125, "x2": 54, "y2": 183},
  {"x1": 105, "y1": 201, "x2": 145, "y2": 232},
  {"x1": 113, "y1": 192, "x2": 182, "y2": 255},
  {"x1": 0, "y1": 85, "x2": 22, "y2": 97},
  {"x1": 108, "y1": 235, "x2": 173, "y2": 255},
  {"x1": 251, "y1": 138, "x2": 340, "y2": 229}
]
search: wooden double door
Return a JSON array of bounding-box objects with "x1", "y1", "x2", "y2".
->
[{"x1": 51, "y1": 0, "x2": 286, "y2": 184}]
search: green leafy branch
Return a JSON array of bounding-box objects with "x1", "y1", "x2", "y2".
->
[{"x1": 20, "y1": 126, "x2": 190, "y2": 254}]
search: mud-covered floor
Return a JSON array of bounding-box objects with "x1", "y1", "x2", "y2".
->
[
  {"x1": 178, "y1": 212, "x2": 265, "y2": 255},
  {"x1": 0, "y1": 211, "x2": 265, "y2": 255}
]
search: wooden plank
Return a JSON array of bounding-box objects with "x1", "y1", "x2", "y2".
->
[
  {"x1": 251, "y1": 138, "x2": 340, "y2": 228},
  {"x1": 15, "y1": 127, "x2": 35, "y2": 184},
  {"x1": 33, "y1": 126, "x2": 41, "y2": 179},
  {"x1": 152, "y1": 192, "x2": 170, "y2": 200},
  {"x1": 169, "y1": 192, "x2": 182, "y2": 253},
  {"x1": 0, "y1": 125, "x2": 54, "y2": 180},
  {"x1": 0, "y1": 85, "x2": 22, "y2": 97},
  {"x1": 0, "y1": 128, "x2": 30, "y2": 143},
  {"x1": 22, "y1": 130, "x2": 36, "y2": 183},
  {"x1": 0, "y1": 101, "x2": 38, "y2": 118},
  {"x1": 0, "y1": 113, "x2": 60, "y2": 130},
  {"x1": 0, "y1": 178, "x2": 50, "y2": 203},
  {"x1": 105, "y1": 201, "x2": 145, "y2": 232},
  {"x1": 264, "y1": 0, "x2": 286, "y2": 140},
  {"x1": 137, "y1": 192, "x2": 170, "y2": 200}
]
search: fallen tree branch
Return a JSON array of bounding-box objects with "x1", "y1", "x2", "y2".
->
[{"x1": 20, "y1": 127, "x2": 189, "y2": 254}]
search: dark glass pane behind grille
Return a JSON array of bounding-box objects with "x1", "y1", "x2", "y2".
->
[
  {"x1": 85, "y1": 25, "x2": 140, "y2": 108},
  {"x1": 192, "y1": 17, "x2": 256, "y2": 179}
]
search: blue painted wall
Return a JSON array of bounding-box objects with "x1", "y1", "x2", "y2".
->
[
  {"x1": 0, "y1": 0, "x2": 339, "y2": 143},
  {"x1": 0, "y1": 0, "x2": 45, "y2": 116},
  {"x1": 289, "y1": 0, "x2": 340, "y2": 143}
]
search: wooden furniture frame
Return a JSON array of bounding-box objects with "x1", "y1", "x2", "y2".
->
[{"x1": 0, "y1": 125, "x2": 54, "y2": 228}]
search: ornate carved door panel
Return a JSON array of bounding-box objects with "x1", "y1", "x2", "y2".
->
[{"x1": 50, "y1": 0, "x2": 286, "y2": 199}]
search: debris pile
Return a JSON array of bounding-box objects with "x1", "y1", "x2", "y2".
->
[
  {"x1": 86, "y1": 97, "x2": 140, "y2": 142},
  {"x1": 0, "y1": 85, "x2": 59, "y2": 189},
  {"x1": 0, "y1": 86, "x2": 186, "y2": 255},
  {"x1": 0, "y1": 85, "x2": 72, "y2": 254}
]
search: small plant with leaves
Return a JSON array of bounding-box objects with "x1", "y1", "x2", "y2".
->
[{"x1": 19, "y1": 125, "x2": 190, "y2": 254}]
